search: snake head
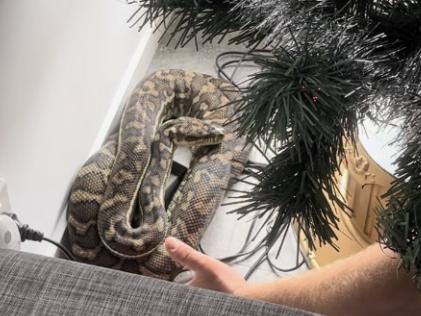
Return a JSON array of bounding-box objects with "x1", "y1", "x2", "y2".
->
[{"x1": 161, "y1": 116, "x2": 225, "y2": 147}]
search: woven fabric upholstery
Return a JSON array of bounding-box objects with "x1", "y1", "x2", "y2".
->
[{"x1": 0, "y1": 249, "x2": 318, "y2": 316}]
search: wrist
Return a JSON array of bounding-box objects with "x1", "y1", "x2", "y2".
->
[
  {"x1": 232, "y1": 283, "x2": 258, "y2": 299},
  {"x1": 232, "y1": 278, "x2": 301, "y2": 303}
]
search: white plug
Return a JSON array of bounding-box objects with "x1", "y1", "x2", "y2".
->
[
  {"x1": 0, "y1": 179, "x2": 20, "y2": 250},
  {"x1": 0, "y1": 214, "x2": 21, "y2": 250}
]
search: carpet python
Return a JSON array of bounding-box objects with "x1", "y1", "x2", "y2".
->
[{"x1": 67, "y1": 69, "x2": 250, "y2": 280}]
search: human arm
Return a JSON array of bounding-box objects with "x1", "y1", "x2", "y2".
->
[{"x1": 165, "y1": 237, "x2": 421, "y2": 315}]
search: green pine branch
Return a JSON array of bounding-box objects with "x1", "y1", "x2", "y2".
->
[
  {"x1": 229, "y1": 21, "x2": 392, "y2": 250},
  {"x1": 379, "y1": 139, "x2": 421, "y2": 290},
  {"x1": 236, "y1": 20, "x2": 389, "y2": 151},
  {"x1": 378, "y1": 50, "x2": 421, "y2": 289},
  {"x1": 236, "y1": 140, "x2": 348, "y2": 250},
  {"x1": 127, "y1": 0, "x2": 241, "y2": 48}
]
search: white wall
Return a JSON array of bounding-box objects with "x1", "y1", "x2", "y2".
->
[
  {"x1": 0, "y1": 0, "x2": 157, "y2": 255},
  {"x1": 359, "y1": 120, "x2": 400, "y2": 175}
]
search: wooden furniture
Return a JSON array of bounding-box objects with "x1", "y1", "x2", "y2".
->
[{"x1": 301, "y1": 140, "x2": 396, "y2": 268}]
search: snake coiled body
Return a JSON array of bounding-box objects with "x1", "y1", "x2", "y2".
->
[{"x1": 67, "y1": 70, "x2": 249, "y2": 280}]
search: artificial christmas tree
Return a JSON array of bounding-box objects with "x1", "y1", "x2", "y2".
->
[{"x1": 128, "y1": 0, "x2": 421, "y2": 289}]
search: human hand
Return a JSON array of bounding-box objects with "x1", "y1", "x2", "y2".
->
[{"x1": 164, "y1": 237, "x2": 247, "y2": 294}]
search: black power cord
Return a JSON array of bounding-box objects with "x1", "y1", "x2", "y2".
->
[
  {"x1": 196, "y1": 50, "x2": 311, "y2": 279},
  {"x1": 41, "y1": 237, "x2": 75, "y2": 261},
  {"x1": 2, "y1": 212, "x2": 75, "y2": 261}
]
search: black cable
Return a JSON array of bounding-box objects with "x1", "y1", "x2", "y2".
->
[
  {"x1": 267, "y1": 256, "x2": 307, "y2": 274},
  {"x1": 42, "y1": 237, "x2": 75, "y2": 261},
  {"x1": 1, "y1": 212, "x2": 75, "y2": 261},
  {"x1": 199, "y1": 220, "x2": 309, "y2": 280},
  {"x1": 190, "y1": 49, "x2": 313, "y2": 279}
]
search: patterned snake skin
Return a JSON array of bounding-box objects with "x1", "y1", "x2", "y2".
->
[{"x1": 67, "y1": 69, "x2": 250, "y2": 280}]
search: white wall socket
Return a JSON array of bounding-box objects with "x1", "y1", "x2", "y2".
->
[{"x1": 0, "y1": 178, "x2": 11, "y2": 212}]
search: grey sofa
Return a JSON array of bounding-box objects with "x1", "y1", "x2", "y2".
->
[{"x1": 0, "y1": 248, "x2": 318, "y2": 315}]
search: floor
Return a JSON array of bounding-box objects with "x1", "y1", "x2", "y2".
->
[{"x1": 146, "y1": 36, "x2": 309, "y2": 283}]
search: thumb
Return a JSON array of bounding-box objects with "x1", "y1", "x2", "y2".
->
[{"x1": 165, "y1": 237, "x2": 216, "y2": 272}]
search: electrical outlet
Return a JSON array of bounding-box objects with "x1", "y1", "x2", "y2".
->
[{"x1": 0, "y1": 178, "x2": 11, "y2": 212}]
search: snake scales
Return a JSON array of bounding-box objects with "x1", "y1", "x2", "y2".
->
[{"x1": 67, "y1": 69, "x2": 249, "y2": 280}]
